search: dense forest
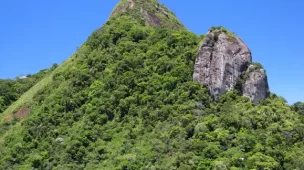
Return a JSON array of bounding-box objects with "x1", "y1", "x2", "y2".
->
[{"x1": 0, "y1": 0, "x2": 304, "y2": 169}]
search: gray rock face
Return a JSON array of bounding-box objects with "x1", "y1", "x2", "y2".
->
[
  {"x1": 243, "y1": 65, "x2": 270, "y2": 104},
  {"x1": 193, "y1": 29, "x2": 252, "y2": 99},
  {"x1": 193, "y1": 28, "x2": 270, "y2": 103}
]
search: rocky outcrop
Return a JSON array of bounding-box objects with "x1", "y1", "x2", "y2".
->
[
  {"x1": 193, "y1": 27, "x2": 269, "y2": 103},
  {"x1": 193, "y1": 27, "x2": 252, "y2": 99},
  {"x1": 140, "y1": 7, "x2": 162, "y2": 27},
  {"x1": 243, "y1": 64, "x2": 270, "y2": 104}
]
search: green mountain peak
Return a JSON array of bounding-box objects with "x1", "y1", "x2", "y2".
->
[{"x1": 110, "y1": 0, "x2": 185, "y2": 30}]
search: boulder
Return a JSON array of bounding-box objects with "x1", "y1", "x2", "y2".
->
[{"x1": 55, "y1": 137, "x2": 65, "y2": 144}]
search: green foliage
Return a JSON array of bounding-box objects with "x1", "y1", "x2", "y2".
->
[
  {"x1": 0, "y1": 97, "x2": 5, "y2": 113},
  {"x1": 0, "y1": 4, "x2": 303, "y2": 170},
  {"x1": 0, "y1": 68, "x2": 51, "y2": 113},
  {"x1": 209, "y1": 26, "x2": 235, "y2": 38},
  {"x1": 292, "y1": 102, "x2": 304, "y2": 115},
  {"x1": 252, "y1": 62, "x2": 264, "y2": 70}
]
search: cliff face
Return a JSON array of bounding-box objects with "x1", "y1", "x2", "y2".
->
[
  {"x1": 193, "y1": 27, "x2": 269, "y2": 103},
  {"x1": 243, "y1": 64, "x2": 270, "y2": 104}
]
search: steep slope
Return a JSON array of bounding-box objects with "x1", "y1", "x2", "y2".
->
[{"x1": 0, "y1": 1, "x2": 304, "y2": 170}]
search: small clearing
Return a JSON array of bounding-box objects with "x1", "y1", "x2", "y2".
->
[{"x1": 6, "y1": 108, "x2": 30, "y2": 121}]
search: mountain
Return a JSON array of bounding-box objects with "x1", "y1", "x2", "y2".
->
[{"x1": 0, "y1": 0, "x2": 304, "y2": 169}]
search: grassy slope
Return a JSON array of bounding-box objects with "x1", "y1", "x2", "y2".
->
[
  {"x1": 1, "y1": 75, "x2": 52, "y2": 118},
  {"x1": 0, "y1": 55, "x2": 79, "y2": 147},
  {"x1": 1, "y1": 57, "x2": 70, "y2": 118}
]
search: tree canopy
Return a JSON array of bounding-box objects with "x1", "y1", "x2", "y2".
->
[{"x1": 0, "y1": 6, "x2": 303, "y2": 170}]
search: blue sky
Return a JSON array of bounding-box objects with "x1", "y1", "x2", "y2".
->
[{"x1": 0, "y1": 0, "x2": 303, "y2": 104}]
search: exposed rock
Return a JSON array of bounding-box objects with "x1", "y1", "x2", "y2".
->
[
  {"x1": 193, "y1": 27, "x2": 269, "y2": 103},
  {"x1": 243, "y1": 64, "x2": 270, "y2": 104},
  {"x1": 129, "y1": 0, "x2": 135, "y2": 8},
  {"x1": 55, "y1": 137, "x2": 65, "y2": 144},
  {"x1": 140, "y1": 8, "x2": 161, "y2": 27},
  {"x1": 193, "y1": 27, "x2": 252, "y2": 100},
  {"x1": 111, "y1": 0, "x2": 135, "y2": 17}
]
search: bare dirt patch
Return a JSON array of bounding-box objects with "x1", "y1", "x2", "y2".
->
[{"x1": 6, "y1": 108, "x2": 30, "y2": 121}]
